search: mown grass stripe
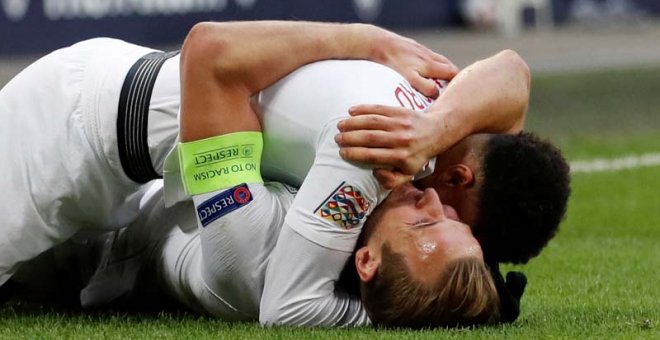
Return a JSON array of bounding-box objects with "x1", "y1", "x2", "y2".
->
[{"x1": 570, "y1": 152, "x2": 660, "y2": 173}]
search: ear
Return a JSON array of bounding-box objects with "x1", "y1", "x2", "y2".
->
[
  {"x1": 355, "y1": 246, "x2": 379, "y2": 283},
  {"x1": 442, "y1": 164, "x2": 475, "y2": 188}
]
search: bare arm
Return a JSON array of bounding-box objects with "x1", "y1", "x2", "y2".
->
[
  {"x1": 179, "y1": 21, "x2": 459, "y2": 142},
  {"x1": 335, "y1": 49, "x2": 530, "y2": 182}
]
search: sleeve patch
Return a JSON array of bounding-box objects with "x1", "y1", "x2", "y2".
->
[
  {"x1": 196, "y1": 183, "x2": 254, "y2": 227},
  {"x1": 314, "y1": 182, "x2": 371, "y2": 230}
]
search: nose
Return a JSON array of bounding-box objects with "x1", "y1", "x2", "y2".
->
[{"x1": 415, "y1": 188, "x2": 445, "y2": 218}]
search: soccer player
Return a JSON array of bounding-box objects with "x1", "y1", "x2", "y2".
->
[
  {"x1": 13, "y1": 56, "x2": 512, "y2": 328},
  {"x1": 0, "y1": 20, "x2": 454, "y2": 288}
]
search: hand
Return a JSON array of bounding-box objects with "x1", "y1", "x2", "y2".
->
[
  {"x1": 370, "y1": 29, "x2": 459, "y2": 98},
  {"x1": 336, "y1": 104, "x2": 453, "y2": 178},
  {"x1": 371, "y1": 169, "x2": 413, "y2": 190}
]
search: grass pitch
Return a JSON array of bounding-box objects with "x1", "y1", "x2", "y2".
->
[{"x1": 2, "y1": 66, "x2": 660, "y2": 339}]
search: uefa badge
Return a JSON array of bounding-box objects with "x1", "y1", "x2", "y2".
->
[{"x1": 315, "y1": 182, "x2": 371, "y2": 229}]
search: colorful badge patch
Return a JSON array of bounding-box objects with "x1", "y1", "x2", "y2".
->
[
  {"x1": 315, "y1": 182, "x2": 371, "y2": 229},
  {"x1": 197, "y1": 183, "x2": 253, "y2": 227}
]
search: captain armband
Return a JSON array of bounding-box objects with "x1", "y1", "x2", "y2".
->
[{"x1": 178, "y1": 132, "x2": 264, "y2": 195}]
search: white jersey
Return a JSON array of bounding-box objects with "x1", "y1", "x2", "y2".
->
[
  {"x1": 256, "y1": 61, "x2": 433, "y2": 326},
  {"x1": 0, "y1": 38, "x2": 177, "y2": 285}
]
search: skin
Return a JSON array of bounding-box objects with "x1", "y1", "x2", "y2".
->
[
  {"x1": 336, "y1": 50, "x2": 530, "y2": 189},
  {"x1": 414, "y1": 133, "x2": 489, "y2": 227},
  {"x1": 354, "y1": 183, "x2": 483, "y2": 286},
  {"x1": 335, "y1": 50, "x2": 531, "y2": 225}
]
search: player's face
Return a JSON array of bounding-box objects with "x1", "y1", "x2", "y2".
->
[{"x1": 367, "y1": 183, "x2": 483, "y2": 283}]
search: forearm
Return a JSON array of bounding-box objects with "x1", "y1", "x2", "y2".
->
[
  {"x1": 180, "y1": 21, "x2": 382, "y2": 142},
  {"x1": 180, "y1": 20, "x2": 458, "y2": 142},
  {"x1": 186, "y1": 21, "x2": 378, "y2": 93},
  {"x1": 428, "y1": 50, "x2": 530, "y2": 156}
]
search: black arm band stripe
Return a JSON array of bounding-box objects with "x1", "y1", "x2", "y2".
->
[{"x1": 117, "y1": 50, "x2": 179, "y2": 183}]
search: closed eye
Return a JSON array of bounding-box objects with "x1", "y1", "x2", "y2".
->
[{"x1": 413, "y1": 220, "x2": 439, "y2": 229}]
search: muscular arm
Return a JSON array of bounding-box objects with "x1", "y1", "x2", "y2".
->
[
  {"x1": 179, "y1": 21, "x2": 458, "y2": 142},
  {"x1": 336, "y1": 49, "x2": 530, "y2": 179}
]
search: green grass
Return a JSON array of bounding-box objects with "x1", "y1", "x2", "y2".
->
[{"x1": 2, "y1": 66, "x2": 660, "y2": 338}]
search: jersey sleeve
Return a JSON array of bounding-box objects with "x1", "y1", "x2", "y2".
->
[
  {"x1": 260, "y1": 125, "x2": 387, "y2": 327},
  {"x1": 184, "y1": 182, "x2": 295, "y2": 319}
]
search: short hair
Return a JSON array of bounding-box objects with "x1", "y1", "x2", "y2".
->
[
  {"x1": 475, "y1": 132, "x2": 571, "y2": 264},
  {"x1": 360, "y1": 243, "x2": 500, "y2": 329}
]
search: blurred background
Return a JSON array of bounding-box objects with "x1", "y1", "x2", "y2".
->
[
  {"x1": 2, "y1": 0, "x2": 660, "y2": 76},
  {"x1": 2, "y1": 0, "x2": 660, "y2": 89}
]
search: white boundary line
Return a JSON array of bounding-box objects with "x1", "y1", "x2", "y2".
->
[{"x1": 570, "y1": 152, "x2": 660, "y2": 174}]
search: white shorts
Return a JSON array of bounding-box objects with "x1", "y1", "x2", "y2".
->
[{"x1": 0, "y1": 38, "x2": 178, "y2": 286}]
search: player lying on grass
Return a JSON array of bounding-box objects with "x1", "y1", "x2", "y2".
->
[
  {"x1": 0, "y1": 19, "x2": 568, "y2": 326},
  {"x1": 12, "y1": 54, "x2": 532, "y2": 327},
  {"x1": 0, "y1": 20, "x2": 455, "y2": 288},
  {"x1": 10, "y1": 50, "x2": 555, "y2": 327}
]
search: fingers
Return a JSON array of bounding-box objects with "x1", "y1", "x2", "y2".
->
[
  {"x1": 408, "y1": 76, "x2": 440, "y2": 99},
  {"x1": 339, "y1": 147, "x2": 406, "y2": 169},
  {"x1": 339, "y1": 147, "x2": 419, "y2": 175},
  {"x1": 426, "y1": 61, "x2": 459, "y2": 80},
  {"x1": 348, "y1": 104, "x2": 411, "y2": 119},
  {"x1": 373, "y1": 169, "x2": 413, "y2": 189},
  {"x1": 337, "y1": 113, "x2": 398, "y2": 132},
  {"x1": 335, "y1": 130, "x2": 406, "y2": 148},
  {"x1": 431, "y1": 52, "x2": 454, "y2": 66},
  {"x1": 432, "y1": 53, "x2": 460, "y2": 73},
  {"x1": 417, "y1": 56, "x2": 459, "y2": 79},
  {"x1": 416, "y1": 48, "x2": 459, "y2": 79},
  {"x1": 403, "y1": 63, "x2": 456, "y2": 98},
  {"x1": 336, "y1": 108, "x2": 415, "y2": 148}
]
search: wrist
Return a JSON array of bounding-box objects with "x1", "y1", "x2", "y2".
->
[
  {"x1": 351, "y1": 23, "x2": 387, "y2": 63},
  {"x1": 428, "y1": 104, "x2": 472, "y2": 157}
]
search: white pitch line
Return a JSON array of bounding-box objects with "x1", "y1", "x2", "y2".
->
[{"x1": 570, "y1": 152, "x2": 660, "y2": 174}]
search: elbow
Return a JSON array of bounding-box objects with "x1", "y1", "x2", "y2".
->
[
  {"x1": 181, "y1": 22, "x2": 232, "y2": 80},
  {"x1": 499, "y1": 49, "x2": 530, "y2": 131},
  {"x1": 497, "y1": 49, "x2": 531, "y2": 91}
]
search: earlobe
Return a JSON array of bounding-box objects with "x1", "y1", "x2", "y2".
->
[{"x1": 355, "y1": 247, "x2": 379, "y2": 282}]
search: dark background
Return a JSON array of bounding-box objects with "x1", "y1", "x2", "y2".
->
[{"x1": 1, "y1": 0, "x2": 658, "y2": 55}]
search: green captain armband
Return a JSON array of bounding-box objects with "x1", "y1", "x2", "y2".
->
[{"x1": 178, "y1": 132, "x2": 264, "y2": 195}]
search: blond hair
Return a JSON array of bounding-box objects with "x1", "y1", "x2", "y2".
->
[{"x1": 360, "y1": 243, "x2": 500, "y2": 328}]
